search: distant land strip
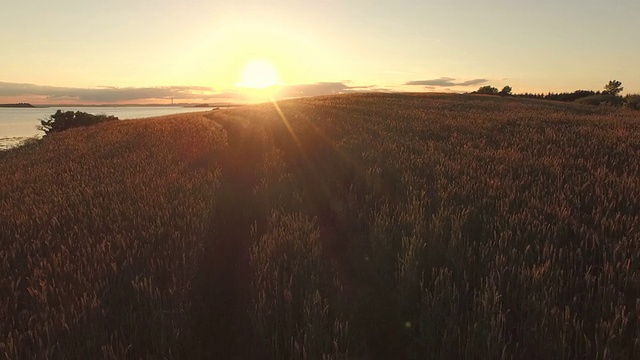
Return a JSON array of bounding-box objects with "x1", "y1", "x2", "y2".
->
[
  {"x1": 0, "y1": 103, "x2": 238, "y2": 108},
  {"x1": 0, "y1": 103, "x2": 35, "y2": 108}
]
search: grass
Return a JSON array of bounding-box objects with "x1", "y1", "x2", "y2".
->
[{"x1": 1, "y1": 93, "x2": 639, "y2": 359}]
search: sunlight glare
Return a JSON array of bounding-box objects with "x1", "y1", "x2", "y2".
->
[{"x1": 236, "y1": 60, "x2": 281, "y2": 89}]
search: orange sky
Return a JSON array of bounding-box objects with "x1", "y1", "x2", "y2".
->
[{"x1": 1, "y1": 1, "x2": 639, "y2": 104}]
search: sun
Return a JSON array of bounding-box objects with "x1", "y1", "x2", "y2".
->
[{"x1": 236, "y1": 60, "x2": 281, "y2": 89}]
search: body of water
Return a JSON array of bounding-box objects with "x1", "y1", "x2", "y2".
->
[{"x1": 0, "y1": 106, "x2": 216, "y2": 150}]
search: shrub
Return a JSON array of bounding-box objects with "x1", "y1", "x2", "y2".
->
[
  {"x1": 38, "y1": 110, "x2": 118, "y2": 135},
  {"x1": 574, "y1": 94, "x2": 624, "y2": 106},
  {"x1": 624, "y1": 94, "x2": 640, "y2": 110},
  {"x1": 475, "y1": 85, "x2": 499, "y2": 95},
  {"x1": 499, "y1": 86, "x2": 513, "y2": 97}
]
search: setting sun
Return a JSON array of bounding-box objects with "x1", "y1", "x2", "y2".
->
[{"x1": 236, "y1": 60, "x2": 281, "y2": 89}]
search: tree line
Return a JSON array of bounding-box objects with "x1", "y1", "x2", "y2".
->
[{"x1": 471, "y1": 80, "x2": 640, "y2": 109}]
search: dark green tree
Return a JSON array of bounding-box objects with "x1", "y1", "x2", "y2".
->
[
  {"x1": 603, "y1": 80, "x2": 623, "y2": 96},
  {"x1": 38, "y1": 110, "x2": 118, "y2": 135}
]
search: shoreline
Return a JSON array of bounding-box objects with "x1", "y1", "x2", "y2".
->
[
  {"x1": 0, "y1": 136, "x2": 39, "y2": 150},
  {"x1": 0, "y1": 106, "x2": 222, "y2": 149}
]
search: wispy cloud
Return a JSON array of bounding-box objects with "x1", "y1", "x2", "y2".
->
[
  {"x1": 0, "y1": 81, "x2": 220, "y2": 103},
  {"x1": 0, "y1": 81, "x2": 381, "y2": 103},
  {"x1": 276, "y1": 82, "x2": 376, "y2": 98},
  {"x1": 456, "y1": 79, "x2": 488, "y2": 86},
  {"x1": 405, "y1": 77, "x2": 488, "y2": 87}
]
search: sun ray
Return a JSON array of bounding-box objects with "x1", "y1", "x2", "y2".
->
[{"x1": 270, "y1": 97, "x2": 301, "y2": 149}]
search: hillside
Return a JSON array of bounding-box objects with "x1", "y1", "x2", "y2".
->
[{"x1": 1, "y1": 93, "x2": 639, "y2": 359}]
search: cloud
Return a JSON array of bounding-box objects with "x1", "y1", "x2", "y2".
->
[
  {"x1": 456, "y1": 79, "x2": 489, "y2": 86},
  {"x1": 0, "y1": 81, "x2": 381, "y2": 103},
  {"x1": 276, "y1": 82, "x2": 377, "y2": 98},
  {"x1": 405, "y1": 77, "x2": 457, "y2": 87},
  {"x1": 0, "y1": 81, "x2": 220, "y2": 103},
  {"x1": 405, "y1": 77, "x2": 488, "y2": 87}
]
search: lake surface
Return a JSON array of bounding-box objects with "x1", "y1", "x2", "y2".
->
[{"x1": 0, "y1": 106, "x2": 214, "y2": 149}]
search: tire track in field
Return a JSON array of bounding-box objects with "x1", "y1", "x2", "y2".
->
[
  {"x1": 189, "y1": 115, "x2": 265, "y2": 358},
  {"x1": 268, "y1": 107, "x2": 408, "y2": 359}
]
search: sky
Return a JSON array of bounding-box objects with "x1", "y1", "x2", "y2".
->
[{"x1": 1, "y1": 0, "x2": 639, "y2": 104}]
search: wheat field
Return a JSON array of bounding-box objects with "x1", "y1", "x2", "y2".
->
[{"x1": 1, "y1": 93, "x2": 639, "y2": 359}]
